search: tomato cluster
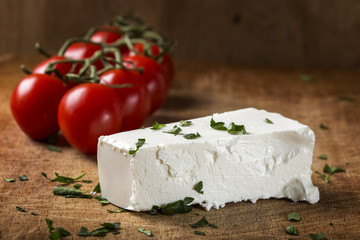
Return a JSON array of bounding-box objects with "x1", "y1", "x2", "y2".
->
[{"x1": 10, "y1": 15, "x2": 174, "y2": 154}]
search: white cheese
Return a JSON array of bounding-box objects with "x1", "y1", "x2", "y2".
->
[{"x1": 97, "y1": 108, "x2": 319, "y2": 211}]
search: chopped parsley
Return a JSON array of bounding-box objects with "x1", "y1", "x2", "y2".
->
[
  {"x1": 73, "y1": 183, "x2": 82, "y2": 189},
  {"x1": 300, "y1": 74, "x2": 315, "y2": 82},
  {"x1": 150, "y1": 122, "x2": 166, "y2": 130},
  {"x1": 285, "y1": 224, "x2": 298, "y2": 235},
  {"x1": 265, "y1": 118, "x2": 273, "y2": 124},
  {"x1": 287, "y1": 212, "x2": 301, "y2": 222},
  {"x1": 189, "y1": 217, "x2": 209, "y2": 228},
  {"x1": 309, "y1": 232, "x2": 325, "y2": 240},
  {"x1": 329, "y1": 222, "x2": 334, "y2": 226},
  {"x1": 338, "y1": 96, "x2": 354, "y2": 102},
  {"x1": 138, "y1": 227, "x2": 152, "y2": 237},
  {"x1": 194, "y1": 230, "x2": 206, "y2": 236},
  {"x1": 94, "y1": 196, "x2": 110, "y2": 205},
  {"x1": 163, "y1": 125, "x2": 182, "y2": 136},
  {"x1": 316, "y1": 171, "x2": 330, "y2": 183},
  {"x1": 53, "y1": 186, "x2": 92, "y2": 198},
  {"x1": 179, "y1": 120, "x2": 192, "y2": 127},
  {"x1": 152, "y1": 197, "x2": 194, "y2": 215},
  {"x1": 319, "y1": 123, "x2": 329, "y2": 130},
  {"x1": 129, "y1": 138, "x2": 145, "y2": 155},
  {"x1": 318, "y1": 154, "x2": 327, "y2": 160},
  {"x1": 18, "y1": 175, "x2": 28, "y2": 181},
  {"x1": 45, "y1": 144, "x2": 62, "y2": 152},
  {"x1": 77, "y1": 222, "x2": 120, "y2": 237},
  {"x1": 227, "y1": 122, "x2": 247, "y2": 135},
  {"x1": 46, "y1": 218, "x2": 71, "y2": 240},
  {"x1": 210, "y1": 117, "x2": 227, "y2": 131},
  {"x1": 323, "y1": 164, "x2": 345, "y2": 176},
  {"x1": 107, "y1": 208, "x2": 128, "y2": 213},
  {"x1": 193, "y1": 181, "x2": 204, "y2": 194},
  {"x1": 16, "y1": 206, "x2": 27, "y2": 212},
  {"x1": 92, "y1": 182, "x2": 101, "y2": 193},
  {"x1": 82, "y1": 180, "x2": 92, "y2": 183},
  {"x1": 184, "y1": 132, "x2": 201, "y2": 140},
  {"x1": 42, "y1": 172, "x2": 86, "y2": 185},
  {"x1": 31, "y1": 212, "x2": 38, "y2": 216},
  {"x1": 4, "y1": 178, "x2": 15, "y2": 182}
]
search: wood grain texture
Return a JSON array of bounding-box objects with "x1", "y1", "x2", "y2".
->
[
  {"x1": 0, "y1": 56, "x2": 360, "y2": 239},
  {"x1": 2, "y1": 0, "x2": 360, "y2": 68}
]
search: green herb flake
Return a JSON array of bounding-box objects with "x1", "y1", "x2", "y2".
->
[
  {"x1": 45, "y1": 144, "x2": 62, "y2": 152},
  {"x1": 194, "y1": 230, "x2": 206, "y2": 236},
  {"x1": 309, "y1": 232, "x2": 325, "y2": 240},
  {"x1": 149, "y1": 205, "x2": 159, "y2": 215},
  {"x1": 150, "y1": 122, "x2": 166, "y2": 130},
  {"x1": 209, "y1": 223, "x2": 218, "y2": 228},
  {"x1": 329, "y1": 222, "x2": 334, "y2": 226},
  {"x1": 323, "y1": 164, "x2": 345, "y2": 176},
  {"x1": 287, "y1": 212, "x2": 301, "y2": 222},
  {"x1": 316, "y1": 171, "x2": 330, "y2": 183},
  {"x1": 319, "y1": 123, "x2": 329, "y2": 130},
  {"x1": 338, "y1": 96, "x2": 354, "y2": 102},
  {"x1": 189, "y1": 217, "x2": 209, "y2": 228},
  {"x1": 95, "y1": 196, "x2": 110, "y2": 205},
  {"x1": 107, "y1": 208, "x2": 128, "y2": 213},
  {"x1": 227, "y1": 122, "x2": 247, "y2": 135},
  {"x1": 4, "y1": 178, "x2": 15, "y2": 182},
  {"x1": 31, "y1": 212, "x2": 38, "y2": 216},
  {"x1": 46, "y1": 218, "x2": 71, "y2": 240},
  {"x1": 300, "y1": 74, "x2": 315, "y2": 82},
  {"x1": 210, "y1": 117, "x2": 227, "y2": 131},
  {"x1": 44, "y1": 172, "x2": 86, "y2": 185},
  {"x1": 160, "y1": 197, "x2": 194, "y2": 215},
  {"x1": 77, "y1": 227, "x2": 90, "y2": 236},
  {"x1": 81, "y1": 222, "x2": 120, "y2": 237},
  {"x1": 193, "y1": 181, "x2": 204, "y2": 194},
  {"x1": 163, "y1": 125, "x2": 182, "y2": 136},
  {"x1": 82, "y1": 180, "x2": 92, "y2": 183},
  {"x1": 184, "y1": 132, "x2": 201, "y2": 140},
  {"x1": 92, "y1": 182, "x2": 101, "y2": 193},
  {"x1": 129, "y1": 138, "x2": 146, "y2": 155},
  {"x1": 285, "y1": 224, "x2": 298, "y2": 235},
  {"x1": 73, "y1": 183, "x2": 82, "y2": 189},
  {"x1": 16, "y1": 206, "x2": 27, "y2": 212},
  {"x1": 53, "y1": 186, "x2": 92, "y2": 198},
  {"x1": 138, "y1": 227, "x2": 152, "y2": 237},
  {"x1": 18, "y1": 175, "x2": 28, "y2": 181},
  {"x1": 318, "y1": 154, "x2": 327, "y2": 160},
  {"x1": 179, "y1": 120, "x2": 192, "y2": 127},
  {"x1": 265, "y1": 118, "x2": 273, "y2": 124}
]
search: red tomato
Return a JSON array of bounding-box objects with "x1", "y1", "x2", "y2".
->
[
  {"x1": 58, "y1": 83, "x2": 123, "y2": 154},
  {"x1": 130, "y1": 43, "x2": 174, "y2": 87},
  {"x1": 10, "y1": 74, "x2": 67, "y2": 140},
  {"x1": 100, "y1": 69, "x2": 151, "y2": 131},
  {"x1": 63, "y1": 42, "x2": 103, "y2": 70},
  {"x1": 123, "y1": 55, "x2": 168, "y2": 114},
  {"x1": 33, "y1": 56, "x2": 79, "y2": 89}
]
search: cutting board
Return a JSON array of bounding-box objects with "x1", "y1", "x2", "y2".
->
[{"x1": 0, "y1": 56, "x2": 359, "y2": 239}]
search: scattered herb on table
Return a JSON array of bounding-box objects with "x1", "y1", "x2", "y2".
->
[
  {"x1": 18, "y1": 175, "x2": 28, "y2": 181},
  {"x1": 73, "y1": 183, "x2": 82, "y2": 189},
  {"x1": 285, "y1": 224, "x2": 298, "y2": 235},
  {"x1": 287, "y1": 212, "x2": 301, "y2": 222},
  {"x1": 77, "y1": 222, "x2": 120, "y2": 237},
  {"x1": 94, "y1": 196, "x2": 110, "y2": 205},
  {"x1": 163, "y1": 125, "x2": 182, "y2": 136},
  {"x1": 152, "y1": 197, "x2": 194, "y2": 215},
  {"x1": 16, "y1": 206, "x2": 27, "y2": 212},
  {"x1": 129, "y1": 138, "x2": 145, "y2": 155},
  {"x1": 193, "y1": 181, "x2": 204, "y2": 194},
  {"x1": 323, "y1": 164, "x2": 345, "y2": 176},
  {"x1": 42, "y1": 172, "x2": 86, "y2": 185},
  {"x1": 179, "y1": 120, "x2": 192, "y2": 127},
  {"x1": 316, "y1": 171, "x2": 330, "y2": 183},
  {"x1": 149, "y1": 206, "x2": 159, "y2": 215},
  {"x1": 194, "y1": 230, "x2": 206, "y2": 236},
  {"x1": 4, "y1": 178, "x2": 15, "y2": 182},
  {"x1": 300, "y1": 74, "x2": 315, "y2": 82},
  {"x1": 189, "y1": 216, "x2": 218, "y2": 229},
  {"x1": 92, "y1": 182, "x2": 101, "y2": 193},
  {"x1": 107, "y1": 208, "x2": 128, "y2": 213},
  {"x1": 329, "y1": 222, "x2": 334, "y2": 226},
  {"x1": 309, "y1": 232, "x2": 325, "y2": 240},
  {"x1": 319, "y1": 123, "x2": 329, "y2": 130},
  {"x1": 265, "y1": 118, "x2": 273, "y2": 124},
  {"x1": 228, "y1": 122, "x2": 247, "y2": 135},
  {"x1": 318, "y1": 154, "x2": 327, "y2": 160},
  {"x1": 31, "y1": 212, "x2": 38, "y2": 216},
  {"x1": 150, "y1": 122, "x2": 166, "y2": 130},
  {"x1": 82, "y1": 180, "x2": 92, "y2": 183},
  {"x1": 210, "y1": 117, "x2": 227, "y2": 131},
  {"x1": 46, "y1": 218, "x2": 71, "y2": 240},
  {"x1": 53, "y1": 186, "x2": 92, "y2": 198},
  {"x1": 184, "y1": 132, "x2": 201, "y2": 139},
  {"x1": 338, "y1": 96, "x2": 354, "y2": 102},
  {"x1": 138, "y1": 227, "x2": 152, "y2": 237},
  {"x1": 45, "y1": 144, "x2": 62, "y2": 152}
]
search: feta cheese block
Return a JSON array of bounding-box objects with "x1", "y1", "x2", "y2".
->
[{"x1": 97, "y1": 108, "x2": 319, "y2": 211}]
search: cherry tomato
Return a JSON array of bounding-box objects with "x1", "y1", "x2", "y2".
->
[
  {"x1": 130, "y1": 43, "x2": 174, "y2": 87},
  {"x1": 33, "y1": 56, "x2": 79, "y2": 89},
  {"x1": 63, "y1": 42, "x2": 103, "y2": 70},
  {"x1": 10, "y1": 74, "x2": 67, "y2": 140},
  {"x1": 58, "y1": 83, "x2": 123, "y2": 154},
  {"x1": 100, "y1": 69, "x2": 151, "y2": 131},
  {"x1": 123, "y1": 55, "x2": 168, "y2": 114}
]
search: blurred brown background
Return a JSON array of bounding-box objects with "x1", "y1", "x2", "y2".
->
[{"x1": 1, "y1": 0, "x2": 360, "y2": 69}]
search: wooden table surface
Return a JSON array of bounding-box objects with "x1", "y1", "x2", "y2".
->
[{"x1": 0, "y1": 55, "x2": 359, "y2": 239}]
